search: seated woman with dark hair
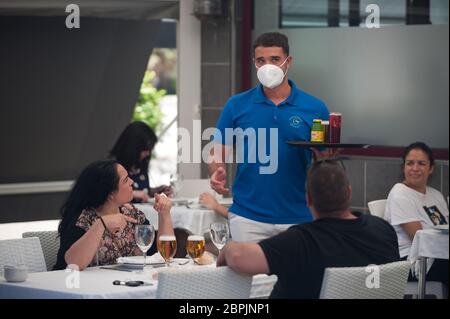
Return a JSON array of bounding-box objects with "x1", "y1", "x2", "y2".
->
[
  {"x1": 385, "y1": 142, "x2": 449, "y2": 287},
  {"x1": 109, "y1": 121, "x2": 172, "y2": 203},
  {"x1": 54, "y1": 160, "x2": 174, "y2": 270},
  {"x1": 109, "y1": 121, "x2": 189, "y2": 258}
]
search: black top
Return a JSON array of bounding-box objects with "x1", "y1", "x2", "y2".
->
[
  {"x1": 258, "y1": 212, "x2": 400, "y2": 299},
  {"x1": 129, "y1": 169, "x2": 150, "y2": 203}
]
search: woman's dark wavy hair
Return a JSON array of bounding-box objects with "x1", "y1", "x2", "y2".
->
[
  {"x1": 402, "y1": 141, "x2": 435, "y2": 167},
  {"x1": 109, "y1": 121, "x2": 158, "y2": 173},
  {"x1": 58, "y1": 160, "x2": 119, "y2": 236}
]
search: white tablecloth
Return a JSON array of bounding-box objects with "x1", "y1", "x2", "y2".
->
[
  {"x1": 135, "y1": 203, "x2": 227, "y2": 236},
  {"x1": 0, "y1": 265, "x2": 276, "y2": 299},
  {"x1": 408, "y1": 228, "x2": 449, "y2": 273},
  {"x1": 407, "y1": 228, "x2": 449, "y2": 298}
]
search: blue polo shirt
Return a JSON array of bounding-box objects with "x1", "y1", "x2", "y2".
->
[{"x1": 213, "y1": 80, "x2": 329, "y2": 224}]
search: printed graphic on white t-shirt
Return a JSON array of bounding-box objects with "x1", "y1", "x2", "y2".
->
[{"x1": 423, "y1": 205, "x2": 448, "y2": 225}]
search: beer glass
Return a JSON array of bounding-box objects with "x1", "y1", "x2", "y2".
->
[
  {"x1": 209, "y1": 222, "x2": 229, "y2": 253},
  {"x1": 186, "y1": 235, "x2": 205, "y2": 263},
  {"x1": 135, "y1": 224, "x2": 155, "y2": 272},
  {"x1": 157, "y1": 235, "x2": 177, "y2": 267}
]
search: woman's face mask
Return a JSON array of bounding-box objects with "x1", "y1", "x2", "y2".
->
[{"x1": 256, "y1": 57, "x2": 289, "y2": 89}]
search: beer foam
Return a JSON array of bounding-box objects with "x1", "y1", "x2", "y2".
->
[
  {"x1": 187, "y1": 235, "x2": 204, "y2": 241},
  {"x1": 159, "y1": 235, "x2": 176, "y2": 241}
]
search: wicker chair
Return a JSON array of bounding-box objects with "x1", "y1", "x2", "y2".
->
[
  {"x1": 0, "y1": 237, "x2": 47, "y2": 273},
  {"x1": 319, "y1": 260, "x2": 410, "y2": 299},
  {"x1": 22, "y1": 230, "x2": 59, "y2": 271},
  {"x1": 156, "y1": 266, "x2": 252, "y2": 299}
]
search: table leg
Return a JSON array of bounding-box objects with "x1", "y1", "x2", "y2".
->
[{"x1": 418, "y1": 257, "x2": 427, "y2": 299}]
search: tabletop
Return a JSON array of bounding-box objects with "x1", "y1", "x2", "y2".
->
[
  {"x1": 408, "y1": 228, "x2": 449, "y2": 262},
  {"x1": 0, "y1": 262, "x2": 276, "y2": 299}
]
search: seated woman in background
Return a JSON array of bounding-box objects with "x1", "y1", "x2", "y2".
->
[
  {"x1": 109, "y1": 121, "x2": 172, "y2": 203},
  {"x1": 54, "y1": 160, "x2": 174, "y2": 270},
  {"x1": 385, "y1": 142, "x2": 449, "y2": 287}
]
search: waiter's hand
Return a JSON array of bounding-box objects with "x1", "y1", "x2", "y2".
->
[
  {"x1": 310, "y1": 147, "x2": 341, "y2": 161},
  {"x1": 210, "y1": 167, "x2": 230, "y2": 195}
]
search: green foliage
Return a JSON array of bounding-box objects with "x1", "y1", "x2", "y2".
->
[{"x1": 132, "y1": 70, "x2": 166, "y2": 132}]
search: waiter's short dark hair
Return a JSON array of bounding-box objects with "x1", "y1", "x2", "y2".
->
[{"x1": 253, "y1": 32, "x2": 289, "y2": 56}]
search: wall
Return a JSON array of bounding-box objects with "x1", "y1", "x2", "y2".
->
[
  {"x1": 178, "y1": 0, "x2": 202, "y2": 179},
  {"x1": 252, "y1": 0, "x2": 449, "y2": 210},
  {"x1": 254, "y1": 0, "x2": 449, "y2": 148},
  {"x1": 199, "y1": 0, "x2": 238, "y2": 181},
  {"x1": 347, "y1": 157, "x2": 448, "y2": 212},
  {"x1": 0, "y1": 16, "x2": 161, "y2": 222}
]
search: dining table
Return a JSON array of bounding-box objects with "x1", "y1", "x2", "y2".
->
[
  {"x1": 0, "y1": 260, "x2": 277, "y2": 299},
  {"x1": 407, "y1": 227, "x2": 449, "y2": 299}
]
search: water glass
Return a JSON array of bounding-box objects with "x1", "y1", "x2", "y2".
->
[
  {"x1": 209, "y1": 222, "x2": 229, "y2": 253},
  {"x1": 135, "y1": 224, "x2": 155, "y2": 272}
]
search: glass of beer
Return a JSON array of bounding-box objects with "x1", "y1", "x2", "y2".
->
[
  {"x1": 157, "y1": 235, "x2": 177, "y2": 267},
  {"x1": 186, "y1": 235, "x2": 205, "y2": 264}
]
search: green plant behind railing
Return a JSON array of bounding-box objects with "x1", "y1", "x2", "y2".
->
[{"x1": 132, "y1": 70, "x2": 166, "y2": 132}]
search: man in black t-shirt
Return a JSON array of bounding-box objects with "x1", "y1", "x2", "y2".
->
[{"x1": 217, "y1": 159, "x2": 400, "y2": 298}]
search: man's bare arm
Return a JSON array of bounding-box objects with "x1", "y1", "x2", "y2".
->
[{"x1": 217, "y1": 241, "x2": 270, "y2": 275}]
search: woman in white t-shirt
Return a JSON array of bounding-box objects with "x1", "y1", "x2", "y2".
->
[{"x1": 385, "y1": 142, "x2": 448, "y2": 287}]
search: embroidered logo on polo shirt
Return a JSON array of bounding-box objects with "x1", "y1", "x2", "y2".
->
[{"x1": 289, "y1": 116, "x2": 302, "y2": 128}]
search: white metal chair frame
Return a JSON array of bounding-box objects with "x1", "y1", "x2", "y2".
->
[{"x1": 367, "y1": 199, "x2": 387, "y2": 218}]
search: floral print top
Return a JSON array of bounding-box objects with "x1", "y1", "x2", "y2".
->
[{"x1": 75, "y1": 204, "x2": 148, "y2": 266}]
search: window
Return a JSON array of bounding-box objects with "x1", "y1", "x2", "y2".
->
[{"x1": 280, "y1": 0, "x2": 448, "y2": 28}]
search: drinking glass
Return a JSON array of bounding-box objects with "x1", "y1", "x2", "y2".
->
[
  {"x1": 157, "y1": 235, "x2": 177, "y2": 267},
  {"x1": 135, "y1": 224, "x2": 155, "y2": 272},
  {"x1": 209, "y1": 222, "x2": 230, "y2": 253},
  {"x1": 186, "y1": 235, "x2": 205, "y2": 264},
  {"x1": 169, "y1": 173, "x2": 184, "y2": 198}
]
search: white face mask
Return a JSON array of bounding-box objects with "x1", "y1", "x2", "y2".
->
[{"x1": 256, "y1": 57, "x2": 289, "y2": 89}]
